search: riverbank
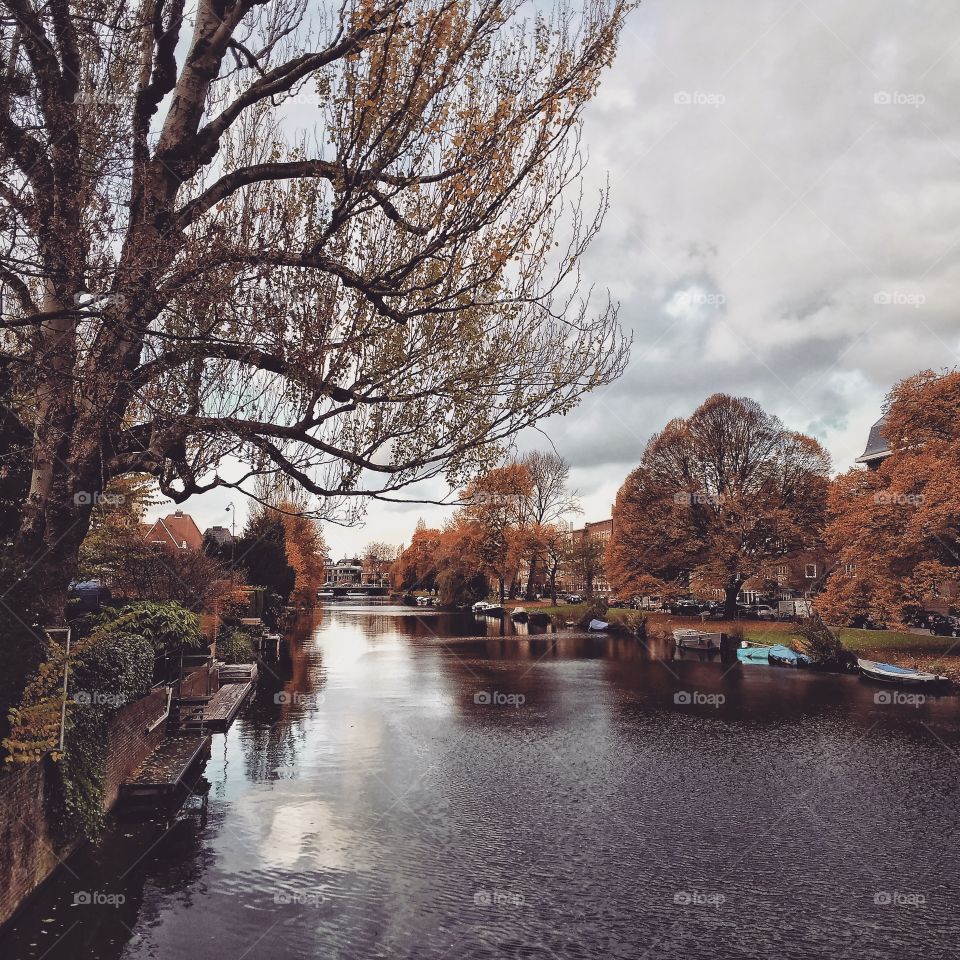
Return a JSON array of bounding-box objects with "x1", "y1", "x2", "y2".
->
[{"x1": 514, "y1": 603, "x2": 960, "y2": 681}]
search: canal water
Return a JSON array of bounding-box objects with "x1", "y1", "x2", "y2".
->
[{"x1": 3, "y1": 603, "x2": 960, "y2": 959}]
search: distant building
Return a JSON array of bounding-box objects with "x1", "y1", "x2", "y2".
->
[
  {"x1": 855, "y1": 416, "x2": 892, "y2": 470},
  {"x1": 560, "y1": 517, "x2": 614, "y2": 596},
  {"x1": 142, "y1": 510, "x2": 204, "y2": 551},
  {"x1": 204, "y1": 525, "x2": 234, "y2": 547},
  {"x1": 325, "y1": 557, "x2": 363, "y2": 587}
]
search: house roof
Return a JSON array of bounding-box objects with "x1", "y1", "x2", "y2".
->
[
  {"x1": 855, "y1": 416, "x2": 892, "y2": 465},
  {"x1": 143, "y1": 510, "x2": 204, "y2": 550}
]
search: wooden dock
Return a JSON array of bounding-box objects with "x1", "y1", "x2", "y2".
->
[
  {"x1": 181, "y1": 681, "x2": 253, "y2": 733},
  {"x1": 121, "y1": 735, "x2": 211, "y2": 800}
]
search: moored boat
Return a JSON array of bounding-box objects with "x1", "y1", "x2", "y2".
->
[
  {"x1": 510, "y1": 606, "x2": 529, "y2": 623},
  {"x1": 737, "y1": 645, "x2": 772, "y2": 663},
  {"x1": 672, "y1": 628, "x2": 721, "y2": 651},
  {"x1": 588, "y1": 619, "x2": 609, "y2": 632},
  {"x1": 857, "y1": 658, "x2": 948, "y2": 686},
  {"x1": 769, "y1": 644, "x2": 812, "y2": 667}
]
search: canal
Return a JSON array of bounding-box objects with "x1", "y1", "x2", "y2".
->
[{"x1": 3, "y1": 602, "x2": 959, "y2": 959}]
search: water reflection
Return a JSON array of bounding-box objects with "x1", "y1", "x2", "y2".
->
[{"x1": 3, "y1": 603, "x2": 959, "y2": 960}]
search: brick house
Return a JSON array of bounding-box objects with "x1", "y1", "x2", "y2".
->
[{"x1": 142, "y1": 510, "x2": 205, "y2": 551}]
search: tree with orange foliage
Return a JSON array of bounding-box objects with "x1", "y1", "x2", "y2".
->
[
  {"x1": 607, "y1": 395, "x2": 831, "y2": 618},
  {"x1": 818, "y1": 370, "x2": 960, "y2": 626},
  {"x1": 392, "y1": 520, "x2": 442, "y2": 594},
  {"x1": 459, "y1": 464, "x2": 532, "y2": 601},
  {"x1": 279, "y1": 502, "x2": 328, "y2": 610}
]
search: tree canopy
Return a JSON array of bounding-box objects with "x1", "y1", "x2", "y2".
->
[
  {"x1": 607, "y1": 394, "x2": 831, "y2": 616},
  {"x1": 0, "y1": 0, "x2": 630, "y2": 621},
  {"x1": 818, "y1": 370, "x2": 960, "y2": 626}
]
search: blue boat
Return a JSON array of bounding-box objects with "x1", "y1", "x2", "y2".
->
[
  {"x1": 769, "y1": 644, "x2": 812, "y2": 667},
  {"x1": 737, "y1": 645, "x2": 772, "y2": 663},
  {"x1": 858, "y1": 658, "x2": 947, "y2": 686}
]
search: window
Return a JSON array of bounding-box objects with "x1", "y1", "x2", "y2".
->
[
  {"x1": 775, "y1": 564, "x2": 788, "y2": 576},
  {"x1": 804, "y1": 564, "x2": 817, "y2": 579},
  {"x1": 844, "y1": 563, "x2": 856, "y2": 576}
]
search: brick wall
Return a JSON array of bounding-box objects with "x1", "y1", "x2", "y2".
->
[
  {"x1": 0, "y1": 760, "x2": 70, "y2": 928},
  {"x1": 0, "y1": 677, "x2": 193, "y2": 928},
  {"x1": 102, "y1": 686, "x2": 170, "y2": 809}
]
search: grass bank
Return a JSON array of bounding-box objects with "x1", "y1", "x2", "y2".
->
[{"x1": 515, "y1": 602, "x2": 960, "y2": 678}]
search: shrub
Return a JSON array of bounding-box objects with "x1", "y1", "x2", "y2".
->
[
  {"x1": 218, "y1": 630, "x2": 255, "y2": 664},
  {"x1": 578, "y1": 599, "x2": 609, "y2": 628},
  {"x1": 91, "y1": 601, "x2": 204, "y2": 657},
  {"x1": 796, "y1": 614, "x2": 857, "y2": 670},
  {"x1": 620, "y1": 611, "x2": 648, "y2": 638}
]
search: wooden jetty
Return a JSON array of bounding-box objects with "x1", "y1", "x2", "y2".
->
[
  {"x1": 180, "y1": 680, "x2": 253, "y2": 733},
  {"x1": 121, "y1": 734, "x2": 211, "y2": 800}
]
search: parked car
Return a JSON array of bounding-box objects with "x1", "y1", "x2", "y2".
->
[
  {"x1": 701, "y1": 601, "x2": 725, "y2": 620},
  {"x1": 849, "y1": 614, "x2": 888, "y2": 631},
  {"x1": 668, "y1": 600, "x2": 702, "y2": 616},
  {"x1": 924, "y1": 613, "x2": 959, "y2": 637},
  {"x1": 750, "y1": 604, "x2": 778, "y2": 621},
  {"x1": 565, "y1": 594, "x2": 583, "y2": 604}
]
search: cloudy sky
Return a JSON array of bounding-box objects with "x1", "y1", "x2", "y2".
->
[{"x1": 149, "y1": 0, "x2": 960, "y2": 558}]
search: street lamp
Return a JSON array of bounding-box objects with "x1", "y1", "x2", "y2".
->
[{"x1": 226, "y1": 502, "x2": 236, "y2": 585}]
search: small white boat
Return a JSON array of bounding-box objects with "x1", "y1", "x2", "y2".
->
[
  {"x1": 858, "y1": 658, "x2": 948, "y2": 686},
  {"x1": 510, "y1": 606, "x2": 529, "y2": 622},
  {"x1": 673, "y1": 628, "x2": 721, "y2": 651},
  {"x1": 588, "y1": 619, "x2": 608, "y2": 632}
]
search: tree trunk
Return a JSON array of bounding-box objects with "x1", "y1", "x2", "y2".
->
[
  {"x1": 724, "y1": 583, "x2": 740, "y2": 620},
  {"x1": 525, "y1": 555, "x2": 537, "y2": 599}
]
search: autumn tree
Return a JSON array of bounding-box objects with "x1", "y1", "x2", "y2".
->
[
  {"x1": 607, "y1": 395, "x2": 831, "y2": 618},
  {"x1": 391, "y1": 520, "x2": 441, "y2": 593},
  {"x1": 0, "y1": 0, "x2": 630, "y2": 633},
  {"x1": 818, "y1": 370, "x2": 960, "y2": 626},
  {"x1": 362, "y1": 541, "x2": 396, "y2": 586},
  {"x1": 458, "y1": 463, "x2": 531, "y2": 601},
  {"x1": 280, "y1": 503, "x2": 328, "y2": 609},
  {"x1": 516, "y1": 451, "x2": 580, "y2": 596}
]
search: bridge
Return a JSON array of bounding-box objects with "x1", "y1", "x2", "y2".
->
[{"x1": 319, "y1": 585, "x2": 389, "y2": 598}]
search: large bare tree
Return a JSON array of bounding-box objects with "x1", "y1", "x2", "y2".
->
[{"x1": 0, "y1": 0, "x2": 631, "y2": 621}]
